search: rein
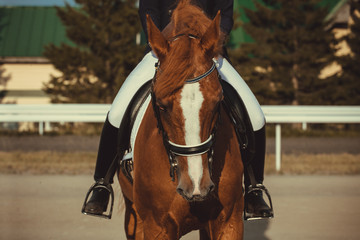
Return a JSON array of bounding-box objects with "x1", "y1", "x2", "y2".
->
[{"x1": 151, "y1": 59, "x2": 220, "y2": 181}]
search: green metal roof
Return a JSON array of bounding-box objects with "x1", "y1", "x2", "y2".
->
[
  {"x1": 320, "y1": 0, "x2": 346, "y2": 10},
  {"x1": 0, "y1": 7, "x2": 73, "y2": 57},
  {"x1": 324, "y1": 0, "x2": 349, "y2": 21},
  {"x1": 229, "y1": 0, "x2": 257, "y2": 48},
  {"x1": 0, "y1": 1, "x2": 349, "y2": 57}
]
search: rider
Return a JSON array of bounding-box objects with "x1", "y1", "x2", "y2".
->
[{"x1": 83, "y1": 0, "x2": 273, "y2": 220}]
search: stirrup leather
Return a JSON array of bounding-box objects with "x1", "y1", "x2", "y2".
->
[
  {"x1": 120, "y1": 157, "x2": 133, "y2": 183},
  {"x1": 244, "y1": 183, "x2": 274, "y2": 221},
  {"x1": 81, "y1": 180, "x2": 114, "y2": 219}
]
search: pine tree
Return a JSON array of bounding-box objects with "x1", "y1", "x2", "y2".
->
[
  {"x1": 229, "y1": 0, "x2": 277, "y2": 104},
  {"x1": 43, "y1": 0, "x2": 143, "y2": 103},
  {"x1": 327, "y1": 0, "x2": 360, "y2": 105},
  {"x1": 229, "y1": 0, "x2": 337, "y2": 105}
]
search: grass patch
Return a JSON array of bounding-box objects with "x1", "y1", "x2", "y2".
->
[{"x1": 0, "y1": 151, "x2": 359, "y2": 175}]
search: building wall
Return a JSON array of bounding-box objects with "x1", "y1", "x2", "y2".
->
[{"x1": 1, "y1": 63, "x2": 60, "y2": 104}]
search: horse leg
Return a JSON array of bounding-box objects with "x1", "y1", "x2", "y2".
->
[
  {"x1": 142, "y1": 222, "x2": 176, "y2": 240},
  {"x1": 141, "y1": 213, "x2": 182, "y2": 240},
  {"x1": 201, "y1": 219, "x2": 243, "y2": 240},
  {"x1": 124, "y1": 195, "x2": 144, "y2": 240},
  {"x1": 206, "y1": 221, "x2": 243, "y2": 240},
  {"x1": 206, "y1": 206, "x2": 244, "y2": 240},
  {"x1": 199, "y1": 229, "x2": 211, "y2": 240}
]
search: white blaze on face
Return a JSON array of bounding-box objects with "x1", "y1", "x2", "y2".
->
[{"x1": 180, "y1": 83, "x2": 204, "y2": 195}]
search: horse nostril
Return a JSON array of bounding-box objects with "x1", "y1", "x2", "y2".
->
[
  {"x1": 208, "y1": 183, "x2": 215, "y2": 194},
  {"x1": 177, "y1": 187, "x2": 193, "y2": 201},
  {"x1": 176, "y1": 187, "x2": 184, "y2": 196}
]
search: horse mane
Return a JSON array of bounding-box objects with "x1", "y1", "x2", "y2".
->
[{"x1": 153, "y1": 0, "x2": 223, "y2": 100}]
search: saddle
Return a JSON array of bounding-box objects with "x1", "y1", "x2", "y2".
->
[
  {"x1": 119, "y1": 80, "x2": 153, "y2": 183},
  {"x1": 220, "y1": 80, "x2": 255, "y2": 166}
]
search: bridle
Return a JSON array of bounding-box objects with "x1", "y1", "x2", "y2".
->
[{"x1": 151, "y1": 56, "x2": 221, "y2": 181}]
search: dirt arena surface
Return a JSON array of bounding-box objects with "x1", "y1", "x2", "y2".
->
[
  {"x1": 1, "y1": 136, "x2": 359, "y2": 239},
  {"x1": 1, "y1": 135, "x2": 360, "y2": 154},
  {"x1": 1, "y1": 174, "x2": 360, "y2": 240}
]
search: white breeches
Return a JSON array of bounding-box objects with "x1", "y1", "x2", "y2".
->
[
  {"x1": 217, "y1": 57, "x2": 265, "y2": 131},
  {"x1": 108, "y1": 52, "x2": 265, "y2": 131}
]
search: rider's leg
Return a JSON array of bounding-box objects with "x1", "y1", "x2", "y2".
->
[
  {"x1": 108, "y1": 52, "x2": 158, "y2": 128},
  {"x1": 217, "y1": 57, "x2": 265, "y2": 131},
  {"x1": 83, "y1": 116, "x2": 118, "y2": 215},
  {"x1": 83, "y1": 52, "x2": 158, "y2": 217},
  {"x1": 217, "y1": 57, "x2": 273, "y2": 219}
]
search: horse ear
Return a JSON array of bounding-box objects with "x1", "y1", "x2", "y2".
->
[
  {"x1": 147, "y1": 14, "x2": 169, "y2": 60},
  {"x1": 201, "y1": 11, "x2": 221, "y2": 57}
]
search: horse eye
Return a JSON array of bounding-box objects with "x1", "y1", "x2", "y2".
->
[{"x1": 157, "y1": 103, "x2": 167, "y2": 112}]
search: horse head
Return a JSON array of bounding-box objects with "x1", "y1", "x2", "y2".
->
[{"x1": 147, "y1": 6, "x2": 224, "y2": 202}]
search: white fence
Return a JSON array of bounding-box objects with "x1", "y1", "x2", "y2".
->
[
  {"x1": 1, "y1": 104, "x2": 360, "y2": 171},
  {"x1": 0, "y1": 104, "x2": 110, "y2": 134},
  {"x1": 262, "y1": 106, "x2": 360, "y2": 171}
]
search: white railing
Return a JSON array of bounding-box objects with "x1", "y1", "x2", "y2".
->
[
  {"x1": 0, "y1": 104, "x2": 110, "y2": 135},
  {"x1": 262, "y1": 106, "x2": 360, "y2": 171},
  {"x1": 1, "y1": 104, "x2": 360, "y2": 171}
]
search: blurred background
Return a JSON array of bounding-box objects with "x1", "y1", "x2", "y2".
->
[{"x1": 0, "y1": 0, "x2": 359, "y2": 239}]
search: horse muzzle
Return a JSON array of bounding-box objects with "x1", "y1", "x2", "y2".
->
[{"x1": 176, "y1": 179, "x2": 215, "y2": 202}]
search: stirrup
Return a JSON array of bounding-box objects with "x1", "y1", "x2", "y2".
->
[
  {"x1": 244, "y1": 183, "x2": 274, "y2": 221},
  {"x1": 81, "y1": 180, "x2": 114, "y2": 219}
]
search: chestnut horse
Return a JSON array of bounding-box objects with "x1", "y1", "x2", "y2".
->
[{"x1": 118, "y1": 2, "x2": 244, "y2": 239}]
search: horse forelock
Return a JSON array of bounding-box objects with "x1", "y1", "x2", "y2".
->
[{"x1": 153, "y1": 2, "x2": 215, "y2": 100}]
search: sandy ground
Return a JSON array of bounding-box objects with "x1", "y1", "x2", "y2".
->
[
  {"x1": 1, "y1": 174, "x2": 360, "y2": 240},
  {"x1": 1, "y1": 136, "x2": 360, "y2": 154}
]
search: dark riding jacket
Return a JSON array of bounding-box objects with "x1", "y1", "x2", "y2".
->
[{"x1": 138, "y1": 0, "x2": 234, "y2": 41}]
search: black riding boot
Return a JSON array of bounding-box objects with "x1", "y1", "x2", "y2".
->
[
  {"x1": 82, "y1": 81, "x2": 152, "y2": 219},
  {"x1": 221, "y1": 81, "x2": 273, "y2": 221},
  {"x1": 82, "y1": 116, "x2": 119, "y2": 219},
  {"x1": 244, "y1": 126, "x2": 274, "y2": 220}
]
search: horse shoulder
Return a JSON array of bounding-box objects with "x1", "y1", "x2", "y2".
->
[{"x1": 213, "y1": 107, "x2": 244, "y2": 209}]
